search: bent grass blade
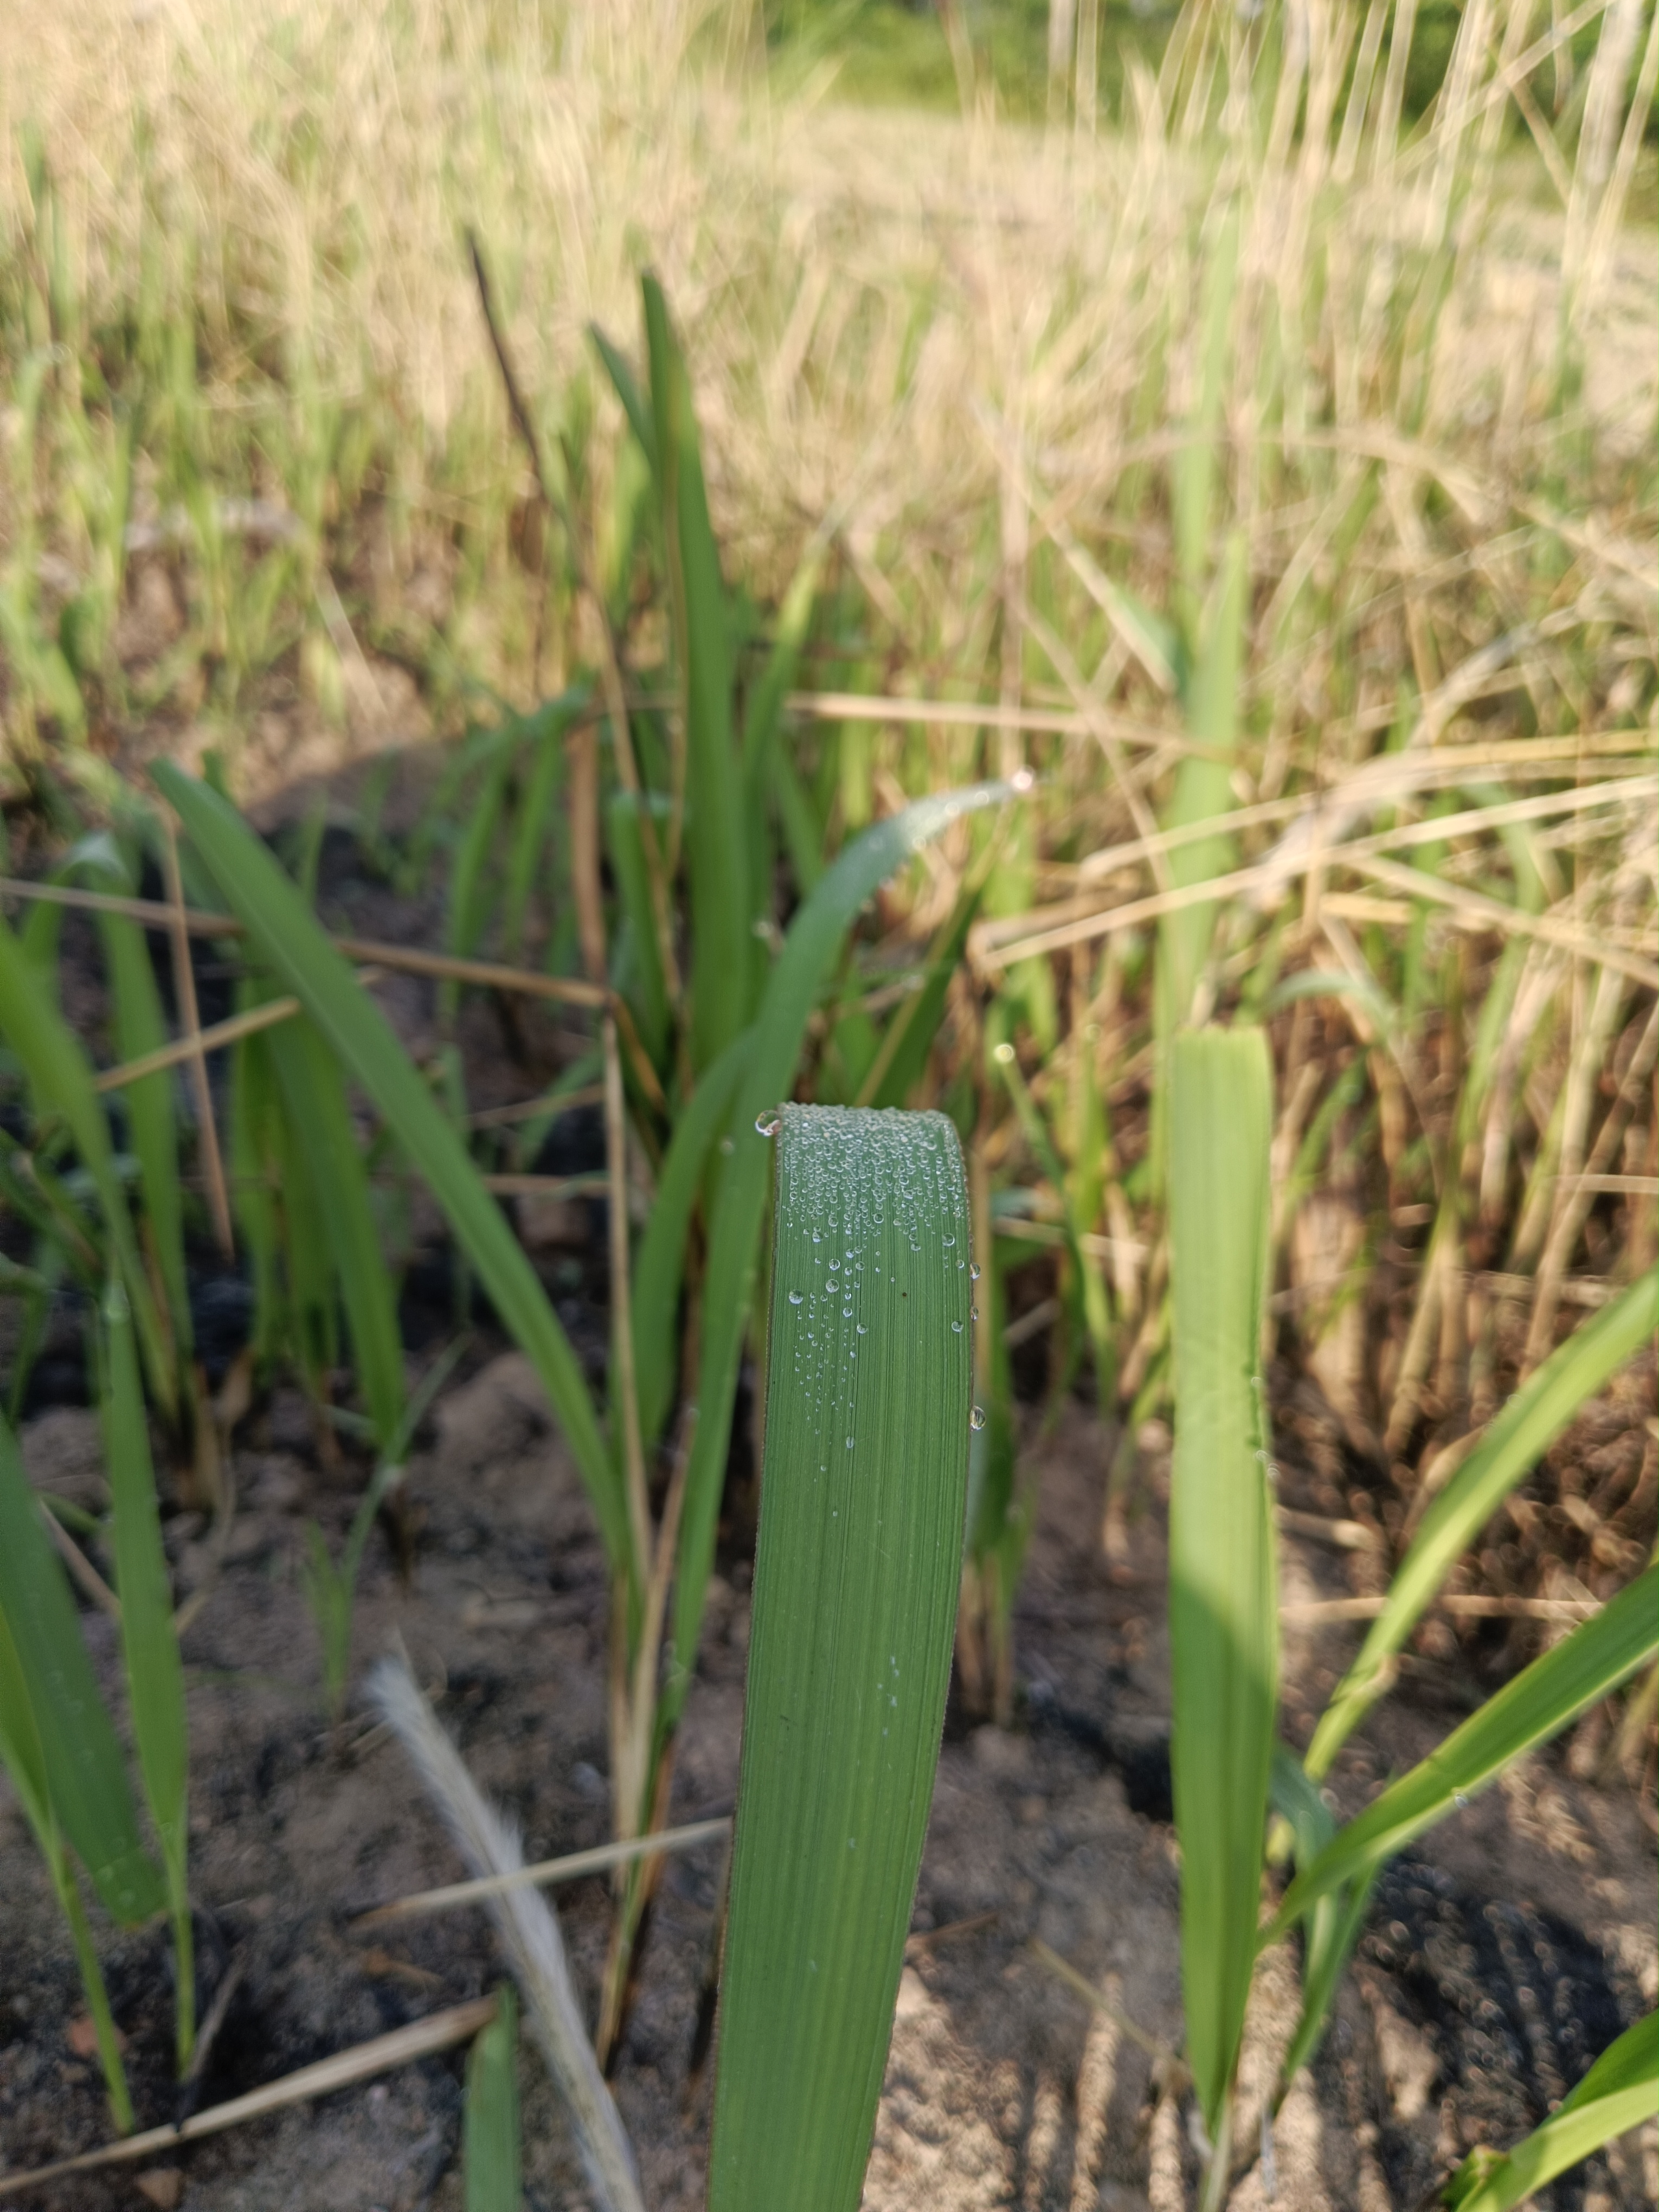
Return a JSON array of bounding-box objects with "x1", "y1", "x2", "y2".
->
[
  {"x1": 1441, "y1": 2012, "x2": 1657, "y2": 2212},
  {"x1": 1167, "y1": 1026, "x2": 1277, "y2": 2164},
  {"x1": 707, "y1": 1104, "x2": 973, "y2": 2212},
  {"x1": 1305, "y1": 1272, "x2": 1659, "y2": 1778},
  {"x1": 1272, "y1": 1564, "x2": 1658, "y2": 1937}
]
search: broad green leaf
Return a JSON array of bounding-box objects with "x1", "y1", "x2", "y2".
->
[
  {"x1": 265, "y1": 1013, "x2": 405, "y2": 1457},
  {"x1": 98, "y1": 1282, "x2": 194, "y2": 2065},
  {"x1": 0, "y1": 1409, "x2": 163, "y2": 1924},
  {"x1": 629, "y1": 1025, "x2": 753, "y2": 1452},
  {"x1": 465, "y1": 1984, "x2": 522, "y2": 2212},
  {"x1": 151, "y1": 766, "x2": 625, "y2": 1571},
  {"x1": 0, "y1": 909, "x2": 173, "y2": 1419},
  {"x1": 708, "y1": 1104, "x2": 973, "y2": 2211},
  {"x1": 666, "y1": 781, "x2": 1013, "y2": 1731},
  {"x1": 1306, "y1": 1273, "x2": 1659, "y2": 1777},
  {"x1": 1442, "y1": 2013, "x2": 1657, "y2": 2212},
  {"x1": 643, "y1": 274, "x2": 749, "y2": 1072},
  {"x1": 1273, "y1": 1565, "x2": 1658, "y2": 1937},
  {"x1": 1168, "y1": 1025, "x2": 1277, "y2": 2138}
]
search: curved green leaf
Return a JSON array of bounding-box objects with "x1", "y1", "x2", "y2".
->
[
  {"x1": 1273, "y1": 1565, "x2": 1658, "y2": 1939},
  {"x1": 1307, "y1": 1274, "x2": 1659, "y2": 1777},
  {"x1": 1442, "y1": 2013, "x2": 1657, "y2": 2212}
]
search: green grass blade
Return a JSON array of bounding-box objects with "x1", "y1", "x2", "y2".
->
[
  {"x1": 0, "y1": 909, "x2": 173, "y2": 1421},
  {"x1": 1306, "y1": 1272, "x2": 1659, "y2": 1777},
  {"x1": 1442, "y1": 2014, "x2": 1657, "y2": 2212},
  {"x1": 589, "y1": 321, "x2": 657, "y2": 470},
  {"x1": 708, "y1": 1103, "x2": 973, "y2": 2212},
  {"x1": 1274, "y1": 1565, "x2": 1658, "y2": 1937},
  {"x1": 85, "y1": 847, "x2": 192, "y2": 1366},
  {"x1": 742, "y1": 546, "x2": 822, "y2": 1004},
  {"x1": 630, "y1": 1026, "x2": 752, "y2": 1452},
  {"x1": 98, "y1": 1281, "x2": 193, "y2": 2066},
  {"x1": 151, "y1": 765, "x2": 625, "y2": 1570},
  {"x1": 643, "y1": 274, "x2": 750, "y2": 1072},
  {"x1": 666, "y1": 781, "x2": 1013, "y2": 1727},
  {"x1": 443, "y1": 734, "x2": 517, "y2": 1020},
  {"x1": 503, "y1": 697, "x2": 577, "y2": 964},
  {"x1": 1168, "y1": 1025, "x2": 1277, "y2": 2141},
  {"x1": 0, "y1": 1603, "x2": 136, "y2": 2131},
  {"x1": 859, "y1": 878, "x2": 986, "y2": 1112},
  {"x1": 265, "y1": 1013, "x2": 405, "y2": 1457},
  {"x1": 1158, "y1": 530, "x2": 1248, "y2": 1033},
  {"x1": 228, "y1": 995, "x2": 284, "y2": 1371},
  {"x1": 1269, "y1": 1743, "x2": 1373, "y2": 2086},
  {"x1": 773, "y1": 745, "x2": 825, "y2": 895},
  {"x1": 0, "y1": 1597, "x2": 53, "y2": 1846},
  {"x1": 464, "y1": 1984, "x2": 522, "y2": 2212},
  {"x1": 607, "y1": 789, "x2": 673, "y2": 1067},
  {"x1": 0, "y1": 1408, "x2": 163, "y2": 1924}
]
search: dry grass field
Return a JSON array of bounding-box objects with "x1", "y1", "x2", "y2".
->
[{"x1": 0, "y1": 0, "x2": 1656, "y2": 2202}]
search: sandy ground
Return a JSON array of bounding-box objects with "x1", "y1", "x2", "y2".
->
[{"x1": 1, "y1": 1346, "x2": 1653, "y2": 2212}]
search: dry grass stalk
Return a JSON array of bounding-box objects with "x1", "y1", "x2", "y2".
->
[
  {"x1": 0, "y1": 1998, "x2": 499, "y2": 2200},
  {"x1": 369, "y1": 1658, "x2": 645, "y2": 2212}
]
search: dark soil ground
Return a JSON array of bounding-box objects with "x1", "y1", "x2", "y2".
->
[
  {"x1": 0, "y1": 761, "x2": 1654, "y2": 2209},
  {"x1": 0, "y1": 1358, "x2": 1653, "y2": 2212}
]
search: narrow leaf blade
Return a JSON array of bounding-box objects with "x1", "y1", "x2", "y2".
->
[
  {"x1": 464, "y1": 1983, "x2": 522, "y2": 2212},
  {"x1": 1168, "y1": 1025, "x2": 1277, "y2": 2133},
  {"x1": 0, "y1": 1410, "x2": 163, "y2": 1923}
]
